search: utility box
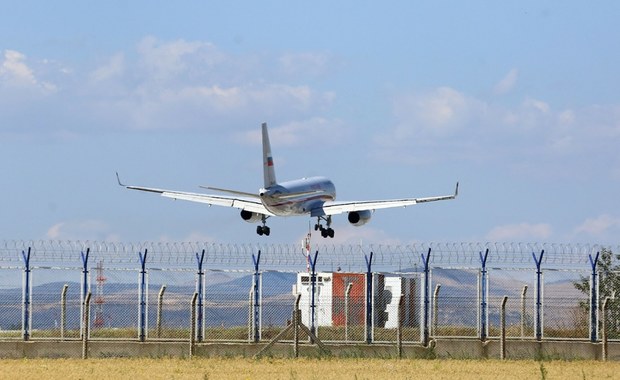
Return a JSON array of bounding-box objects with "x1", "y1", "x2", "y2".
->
[
  {"x1": 296, "y1": 272, "x2": 333, "y2": 327},
  {"x1": 332, "y1": 272, "x2": 365, "y2": 326},
  {"x1": 295, "y1": 272, "x2": 418, "y2": 329},
  {"x1": 381, "y1": 276, "x2": 418, "y2": 328}
]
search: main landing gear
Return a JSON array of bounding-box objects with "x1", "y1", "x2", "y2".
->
[
  {"x1": 256, "y1": 215, "x2": 270, "y2": 236},
  {"x1": 314, "y1": 216, "x2": 335, "y2": 238}
]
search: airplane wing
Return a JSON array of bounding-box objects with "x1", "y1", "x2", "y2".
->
[
  {"x1": 321, "y1": 182, "x2": 459, "y2": 216},
  {"x1": 116, "y1": 173, "x2": 274, "y2": 216}
]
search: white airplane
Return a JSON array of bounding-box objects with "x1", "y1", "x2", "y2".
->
[{"x1": 117, "y1": 122, "x2": 458, "y2": 238}]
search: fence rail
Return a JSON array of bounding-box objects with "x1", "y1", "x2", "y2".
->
[{"x1": 0, "y1": 240, "x2": 618, "y2": 349}]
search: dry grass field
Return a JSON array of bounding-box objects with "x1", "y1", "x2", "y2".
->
[{"x1": 0, "y1": 357, "x2": 618, "y2": 380}]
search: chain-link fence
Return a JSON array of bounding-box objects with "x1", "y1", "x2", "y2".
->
[{"x1": 0, "y1": 240, "x2": 618, "y2": 346}]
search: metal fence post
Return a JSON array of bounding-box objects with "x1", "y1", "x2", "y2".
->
[
  {"x1": 138, "y1": 249, "x2": 148, "y2": 342},
  {"x1": 421, "y1": 248, "x2": 431, "y2": 347},
  {"x1": 190, "y1": 292, "x2": 198, "y2": 358},
  {"x1": 82, "y1": 292, "x2": 91, "y2": 359},
  {"x1": 602, "y1": 296, "x2": 610, "y2": 361},
  {"x1": 308, "y1": 250, "x2": 319, "y2": 338},
  {"x1": 61, "y1": 284, "x2": 68, "y2": 339},
  {"x1": 520, "y1": 285, "x2": 528, "y2": 339},
  {"x1": 248, "y1": 288, "x2": 254, "y2": 343},
  {"x1": 294, "y1": 293, "x2": 301, "y2": 357},
  {"x1": 589, "y1": 252, "x2": 600, "y2": 342},
  {"x1": 251, "y1": 250, "x2": 261, "y2": 343},
  {"x1": 532, "y1": 250, "x2": 544, "y2": 341},
  {"x1": 397, "y1": 293, "x2": 404, "y2": 358},
  {"x1": 500, "y1": 296, "x2": 508, "y2": 360},
  {"x1": 21, "y1": 247, "x2": 32, "y2": 342},
  {"x1": 195, "y1": 249, "x2": 205, "y2": 342},
  {"x1": 432, "y1": 284, "x2": 441, "y2": 337},
  {"x1": 345, "y1": 282, "x2": 353, "y2": 342},
  {"x1": 365, "y1": 251, "x2": 374, "y2": 344},
  {"x1": 479, "y1": 249, "x2": 489, "y2": 342},
  {"x1": 79, "y1": 248, "x2": 90, "y2": 339},
  {"x1": 156, "y1": 285, "x2": 166, "y2": 339}
]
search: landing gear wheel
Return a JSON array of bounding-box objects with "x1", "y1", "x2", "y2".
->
[
  {"x1": 256, "y1": 215, "x2": 271, "y2": 237},
  {"x1": 320, "y1": 227, "x2": 335, "y2": 238},
  {"x1": 316, "y1": 216, "x2": 335, "y2": 238},
  {"x1": 257, "y1": 225, "x2": 270, "y2": 236}
]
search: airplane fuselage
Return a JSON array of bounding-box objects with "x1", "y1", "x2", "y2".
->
[{"x1": 259, "y1": 176, "x2": 336, "y2": 216}]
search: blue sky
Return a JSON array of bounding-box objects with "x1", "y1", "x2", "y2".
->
[{"x1": 1, "y1": 1, "x2": 619, "y2": 246}]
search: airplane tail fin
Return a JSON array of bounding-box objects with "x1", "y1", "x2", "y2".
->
[{"x1": 262, "y1": 122, "x2": 277, "y2": 187}]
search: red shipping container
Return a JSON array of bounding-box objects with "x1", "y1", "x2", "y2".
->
[{"x1": 331, "y1": 272, "x2": 365, "y2": 326}]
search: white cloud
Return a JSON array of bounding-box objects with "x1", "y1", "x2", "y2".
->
[
  {"x1": 574, "y1": 215, "x2": 620, "y2": 237},
  {"x1": 493, "y1": 68, "x2": 518, "y2": 94},
  {"x1": 557, "y1": 109, "x2": 576, "y2": 125},
  {"x1": 0, "y1": 50, "x2": 36, "y2": 85},
  {"x1": 46, "y1": 220, "x2": 120, "y2": 241},
  {"x1": 376, "y1": 85, "x2": 620, "y2": 181},
  {"x1": 114, "y1": 82, "x2": 334, "y2": 131},
  {"x1": 137, "y1": 36, "x2": 212, "y2": 81},
  {"x1": 79, "y1": 37, "x2": 338, "y2": 131},
  {"x1": 0, "y1": 49, "x2": 59, "y2": 95},
  {"x1": 235, "y1": 117, "x2": 347, "y2": 147},
  {"x1": 90, "y1": 53, "x2": 125, "y2": 83},
  {"x1": 486, "y1": 223, "x2": 552, "y2": 241},
  {"x1": 389, "y1": 86, "x2": 487, "y2": 139},
  {"x1": 278, "y1": 52, "x2": 334, "y2": 77},
  {"x1": 522, "y1": 97, "x2": 550, "y2": 114}
]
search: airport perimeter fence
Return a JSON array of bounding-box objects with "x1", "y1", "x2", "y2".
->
[{"x1": 0, "y1": 240, "x2": 619, "y2": 348}]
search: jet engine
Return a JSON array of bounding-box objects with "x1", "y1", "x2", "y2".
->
[
  {"x1": 347, "y1": 210, "x2": 372, "y2": 226},
  {"x1": 240, "y1": 210, "x2": 263, "y2": 223}
]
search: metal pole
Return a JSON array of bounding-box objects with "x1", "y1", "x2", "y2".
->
[
  {"x1": 138, "y1": 249, "x2": 148, "y2": 342},
  {"x1": 252, "y1": 250, "x2": 261, "y2": 343},
  {"x1": 189, "y1": 292, "x2": 198, "y2": 358},
  {"x1": 345, "y1": 282, "x2": 353, "y2": 342},
  {"x1": 80, "y1": 248, "x2": 90, "y2": 339},
  {"x1": 156, "y1": 285, "x2": 166, "y2": 339},
  {"x1": 397, "y1": 293, "x2": 404, "y2": 358},
  {"x1": 500, "y1": 296, "x2": 508, "y2": 360},
  {"x1": 309, "y1": 250, "x2": 319, "y2": 338},
  {"x1": 248, "y1": 287, "x2": 254, "y2": 343},
  {"x1": 479, "y1": 249, "x2": 489, "y2": 342},
  {"x1": 589, "y1": 252, "x2": 600, "y2": 342},
  {"x1": 432, "y1": 284, "x2": 441, "y2": 337},
  {"x1": 21, "y1": 247, "x2": 32, "y2": 342},
  {"x1": 195, "y1": 249, "x2": 205, "y2": 342},
  {"x1": 82, "y1": 292, "x2": 91, "y2": 359},
  {"x1": 365, "y1": 252, "x2": 374, "y2": 344},
  {"x1": 421, "y1": 248, "x2": 431, "y2": 346},
  {"x1": 61, "y1": 284, "x2": 68, "y2": 339},
  {"x1": 532, "y1": 250, "x2": 544, "y2": 341},
  {"x1": 602, "y1": 296, "x2": 610, "y2": 361},
  {"x1": 294, "y1": 293, "x2": 301, "y2": 358},
  {"x1": 520, "y1": 285, "x2": 528, "y2": 339}
]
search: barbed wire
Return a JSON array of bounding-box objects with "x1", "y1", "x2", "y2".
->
[{"x1": 0, "y1": 240, "x2": 616, "y2": 272}]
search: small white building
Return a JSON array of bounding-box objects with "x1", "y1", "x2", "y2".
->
[
  {"x1": 295, "y1": 272, "x2": 333, "y2": 327},
  {"x1": 294, "y1": 272, "x2": 418, "y2": 329}
]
